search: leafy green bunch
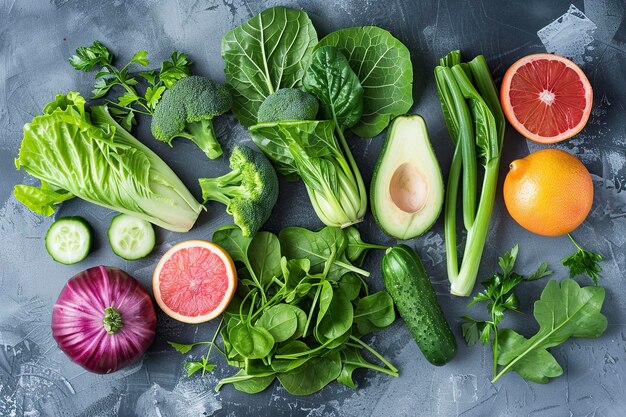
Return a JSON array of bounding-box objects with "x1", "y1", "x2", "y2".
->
[
  {"x1": 70, "y1": 41, "x2": 191, "y2": 130},
  {"x1": 170, "y1": 225, "x2": 395, "y2": 395},
  {"x1": 221, "y1": 6, "x2": 413, "y2": 228},
  {"x1": 462, "y1": 246, "x2": 607, "y2": 384}
]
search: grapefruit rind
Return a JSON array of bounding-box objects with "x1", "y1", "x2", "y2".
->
[
  {"x1": 152, "y1": 240, "x2": 237, "y2": 324},
  {"x1": 501, "y1": 53, "x2": 593, "y2": 144}
]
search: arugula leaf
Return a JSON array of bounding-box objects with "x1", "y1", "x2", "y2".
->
[
  {"x1": 563, "y1": 234, "x2": 603, "y2": 284},
  {"x1": 493, "y1": 279, "x2": 607, "y2": 383},
  {"x1": 495, "y1": 329, "x2": 562, "y2": 384},
  {"x1": 221, "y1": 6, "x2": 318, "y2": 126}
]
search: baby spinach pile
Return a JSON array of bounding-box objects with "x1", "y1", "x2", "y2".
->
[
  {"x1": 222, "y1": 6, "x2": 413, "y2": 228},
  {"x1": 171, "y1": 225, "x2": 396, "y2": 395}
]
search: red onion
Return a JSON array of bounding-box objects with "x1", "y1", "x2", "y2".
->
[{"x1": 52, "y1": 266, "x2": 156, "y2": 374}]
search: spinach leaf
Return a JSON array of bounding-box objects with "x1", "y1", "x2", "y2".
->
[
  {"x1": 221, "y1": 6, "x2": 318, "y2": 126},
  {"x1": 317, "y1": 27, "x2": 413, "y2": 137},
  {"x1": 249, "y1": 231, "x2": 282, "y2": 287},
  {"x1": 343, "y1": 226, "x2": 387, "y2": 265},
  {"x1": 337, "y1": 273, "x2": 362, "y2": 301},
  {"x1": 229, "y1": 322, "x2": 275, "y2": 359},
  {"x1": 353, "y1": 292, "x2": 395, "y2": 335},
  {"x1": 271, "y1": 340, "x2": 311, "y2": 373},
  {"x1": 216, "y1": 369, "x2": 275, "y2": 394},
  {"x1": 303, "y1": 46, "x2": 363, "y2": 130},
  {"x1": 494, "y1": 279, "x2": 607, "y2": 383},
  {"x1": 279, "y1": 226, "x2": 368, "y2": 280},
  {"x1": 277, "y1": 350, "x2": 342, "y2": 395},
  {"x1": 316, "y1": 286, "x2": 354, "y2": 340},
  {"x1": 212, "y1": 225, "x2": 253, "y2": 265},
  {"x1": 281, "y1": 257, "x2": 311, "y2": 292},
  {"x1": 256, "y1": 304, "x2": 299, "y2": 342}
]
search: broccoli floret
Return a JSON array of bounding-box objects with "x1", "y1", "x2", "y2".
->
[
  {"x1": 257, "y1": 88, "x2": 319, "y2": 123},
  {"x1": 151, "y1": 75, "x2": 232, "y2": 159},
  {"x1": 199, "y1": 145, "x2": 279, "y2": 236}
]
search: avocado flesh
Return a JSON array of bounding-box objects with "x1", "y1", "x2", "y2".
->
[{"x1": 371, "y1": 115, "x2": 444, "y2": 239}]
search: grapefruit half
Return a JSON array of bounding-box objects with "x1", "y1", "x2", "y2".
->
[
  {"x1": 500, "y1": 53, "x2": 592, "y2": 144},
  {"x1": 153, "y1": 240, "x2": 237, "y2": 323}
]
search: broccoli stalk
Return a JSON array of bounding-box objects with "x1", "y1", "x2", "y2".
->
[
  {"x1": 180, "y1": 119, "x2": 222, "y2": 159},
  {"x1": 151, "y1": 76, "x2": 232, "y2": 159},
  {"x1": 199, "y1": 145, "x2": 279, "y2": 236}
]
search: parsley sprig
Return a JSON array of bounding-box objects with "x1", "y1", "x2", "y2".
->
[
  {"x1": 562, "y1": 233, "x2": 603, "y2": 285},
  {"x1": 461, "y1": 245, "x2": 552, "y2": 375},
  {"x1": 69, "y1": 41, "x2": 191, "y2": 130},
  {"x1": 168, "y1": 318, "x2": 223, "y2": 377}
]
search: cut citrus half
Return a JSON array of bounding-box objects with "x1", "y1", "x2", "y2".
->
[
  {"x1": 153, "y1": 240, "x2": 236, "y2": 324},
  {"x1": 501, "y1": 53, "x2": 592, "y2": 144}
]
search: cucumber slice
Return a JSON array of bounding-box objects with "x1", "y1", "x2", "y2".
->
[
  {"x1": 45, "y1": 216, "x2": 93, "y2": 264},
  {"x1": 108, "y1": 214, "x2": 155, "y2": 260}
]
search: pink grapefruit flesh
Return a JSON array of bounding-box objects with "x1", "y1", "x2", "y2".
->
[
  {"x1": 153, "y1": 240, "x2": 236, "y2": 323},
  {"x1": 501, "y1": 53, "x2": 592, "y2": 144}
]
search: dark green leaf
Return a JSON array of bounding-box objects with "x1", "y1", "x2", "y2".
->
[
  {"x1": 222, "y1": 6, "x2": 318, "y2": 126},
  {"x1": 249, "y1": 231, "x2": 282, "y2": 286},
  {"x1": 562, "y1": 246, "x2": 603, "y2": 285},
  {"x1": 303, "y1": 45, "x2": 363, "y2": 130},
  {"x1": 316, "y1": 27, "x2": 413, "y2": 137},
  {"x1": 495, "y1": 279, "x2": 607, "y2": 383},
  {"x1": 256, "y1": 304, "x2": 298, "y2": 343},
  {"x1": 526, "y1": 262, "x2": 553, "y2": 281},
  {"x1": 277, "y1": 350, "x2": 342, "y2": 395},
  {"x1": 496, "y1": 329, "x2": 562, "y2": 384},
  {"x1": 229, "y1": 322, "x2": 275, "y2": 359},
  {"x1": 353, "y1": 291, "x2": 395, "y2": 335}
]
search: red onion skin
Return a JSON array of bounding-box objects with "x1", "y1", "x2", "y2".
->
[{"x1": 52, "y1": 266, "x2": 156, "y2": 374}]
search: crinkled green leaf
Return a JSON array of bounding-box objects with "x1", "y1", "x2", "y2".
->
[
  {"x1": 316, "y1": 26, "x2": 413, "y2": 137},
  {"x1": 221, "y1": 6, "x2": 318, "y2": 126}
]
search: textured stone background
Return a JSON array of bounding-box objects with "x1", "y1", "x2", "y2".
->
[{"x1": 1, "y1": 0, "x2": 625, "y2": 416}]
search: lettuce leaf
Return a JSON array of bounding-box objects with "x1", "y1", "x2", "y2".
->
[{"x1": 14, "y1": 92, "x2": 203, "y2": 232}]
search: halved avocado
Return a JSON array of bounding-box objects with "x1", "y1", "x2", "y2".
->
[{"x1": 371, "y1": 115, "x2": 444, "y2": 239}]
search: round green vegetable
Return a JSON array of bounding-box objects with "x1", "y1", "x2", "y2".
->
[{"x1": 45, "y1": 216, "x2": 93, "y2": 264}]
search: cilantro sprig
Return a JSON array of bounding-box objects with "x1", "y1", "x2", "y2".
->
[
  {"x1": 69, "y1": 41, "x2": 191, "y2": 130},
  {"x1": 168, "y1": 318, "x2": 223, "y2": 377}
]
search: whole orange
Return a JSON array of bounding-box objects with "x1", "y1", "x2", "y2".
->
[{"x1": 503, "y1": 149, "x2": 593, "y2": 236}]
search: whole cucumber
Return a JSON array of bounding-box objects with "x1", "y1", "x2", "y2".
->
[{"x1": 382, "y1": 244, "x2": 457, "y2": 365}]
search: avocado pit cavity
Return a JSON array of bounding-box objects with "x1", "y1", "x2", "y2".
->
[{"x1": 389, "y1": 163, "x2": 428, "y2": 213}]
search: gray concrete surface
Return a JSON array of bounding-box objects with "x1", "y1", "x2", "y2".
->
[{"x1": 1, "y1": 0, "x2": 625, "y2": 416}]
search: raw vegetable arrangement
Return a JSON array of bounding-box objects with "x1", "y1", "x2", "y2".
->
[{"x1": 11, "y1": 3, "x2": 610, "y2": 399}]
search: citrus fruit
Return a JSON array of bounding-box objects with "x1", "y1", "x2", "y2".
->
[
  {"x1": 153, "y1": 240, "x2": 236, "y2": 323},
  {"x1": 500, "y1": 53, "x2": 592, "y2": 144},
  {"x1": 503, "y1": 149, "x2": 593, "y2": 236}
]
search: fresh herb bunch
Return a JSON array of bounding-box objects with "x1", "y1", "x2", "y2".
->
[
  {"x1": 170, "y1": 225, "x2": 396, "y2": 395},
  {"x1": 69, "y1": 41, "x2": 191, "y2": 130},
  {"x1": 562, "y1": 233, "x2": 603, "y2": 284},
  {"x1": 463, "y1": 245, "x2": 608, "y2": 384},
  {"x1": 461, "y1": 245, "x2": 552, "y2": 374}
]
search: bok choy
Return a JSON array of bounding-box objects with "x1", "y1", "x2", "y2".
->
[
  {"x1": 434, "y1": 51, "x2": 506, "y2": 296},
  {"x1": 14, "y1": 92, "x2": 203, "y2": 232}
]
